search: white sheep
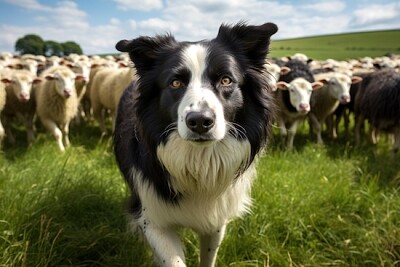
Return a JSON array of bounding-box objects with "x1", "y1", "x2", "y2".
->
[
  {"x1": 275, "y1": 77, "x2": 323, "y2": 149},
  {"x1": 35, "y1": 65, "x2": 84, "y2": 151},
  {"x1": 264, "y1": 62, "x2": 290, "y2": 91},
  {"x1": 90, "y1": 64, "x2": 137, "y2": 135},
  {"x1": 308, "y1": 72, "x2": 362, "y2": 144},
  {"x1": 1, "y1": 69, "x2": 40, "y2": 144},
  {"x1": 80, "y1": 58, "x2": 119, "y2": 120}
]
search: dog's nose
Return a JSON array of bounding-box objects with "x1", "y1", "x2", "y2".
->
[{"x1": 185, "y1": 110, "x2": 215, "y2": 134}]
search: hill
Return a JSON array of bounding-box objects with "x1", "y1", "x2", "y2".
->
[{"x1": 269, "y1": 29, "x2": 400, "y2": 60}]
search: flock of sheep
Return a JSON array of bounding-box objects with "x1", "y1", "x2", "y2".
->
[
  {"x1": 267, "y1": 53, "x2": 400, "y2": 156},
  {"x1": 0, "y1": 52, "x2": 135, "y2": 151},
  {"x1": 0, "y1": 51, "x2": 399, "y2": 156}
]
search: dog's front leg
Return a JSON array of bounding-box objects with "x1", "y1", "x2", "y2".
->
[
  {"x1": 199, "y1": 224, "x2": 227, "y2": 267},
  {"x1": 139, "y1": 219, "x2": 186, "y2": 267}
]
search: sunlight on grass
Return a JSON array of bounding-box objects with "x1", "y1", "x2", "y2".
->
[{"x1": 1, "y1": 123, "x2": 399, "y2": 266}]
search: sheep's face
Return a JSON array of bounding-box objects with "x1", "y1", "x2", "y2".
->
[
  {"x1": 12, "y1": 74, "x2": 34, "y2": 102},
  {"x1": 277, "y1": 77, "x2": 322, "y2": 113},
  {"x1": 323, "y1": 75, "x2": 352, "y2": 104},
  {"x1": 46, "y1": 71, "x2": 77, "y2": 98},
  {"x1": 265, "y1": 63, "x2": 281, "y2": 91},
  {"x1": 1, "y1": 71, "x2": 34, "y2": 102},
  {"x1": 68, "y1": 61, "x2": 91, "y2": 83}
]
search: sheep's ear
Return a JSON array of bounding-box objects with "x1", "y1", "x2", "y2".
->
[
  {"x1": 280, "y1": 66, "x2": 291, "y2": 75},
  {"x1": 215, "y1": 22, "x2": 278, "y2": 68},
  {"x1": 318, "y1": 78, "x2": 329, "y2": 85},
  {"x1": 14, "y1": 63, "x2": 24, "y2": 69},
  {"x1": 276, "y1": 81, "x2": 289, "y2": 90},
  {"x1": 75, "y1": 74, "x2": 85, "y2": 81},
  {"x1": 118, "y1": 61, "x2": 129, "y2": 68},
  {"x1": 66, "y1": 63, "x2": 75, "y2": 68},
  {"x1": 115, "y1": 34, "x2": 178, "y2": 77},
  {"x1": 33, "y1": 78, "x2": 43, "y2": 84},
  {"x1": 1, "y1": 78, "x2": 12, "y2": 84},
  {"x1": 351, "y1": 76, "x2": 363, "y2": 84},
  {"x1": 45, "y1": 74, "x2": 55, "y2": 80},
  {"x1": 312, "y1": 81, "x2": 324, "y2": 90}
]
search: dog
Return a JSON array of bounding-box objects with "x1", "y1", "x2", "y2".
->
[{"x1": 114, "y1": 21, "x2": 278, "y2": 267}]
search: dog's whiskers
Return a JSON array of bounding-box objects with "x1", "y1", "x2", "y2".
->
[
  {"x1": 160, "y1": 122, "x2": 178, "y2": 138},
  {"x1": 227, "y1": 122, "x2": 247, "y2": 139}
]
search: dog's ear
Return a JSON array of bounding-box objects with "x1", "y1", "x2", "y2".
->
[
  {"x1": 116, "y1": 34, "x2": 177, "y2": 77},
  {"x1": 216, "y1": 22, "x2": 278, "y2": 68}
]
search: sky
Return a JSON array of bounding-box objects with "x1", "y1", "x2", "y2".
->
[{"x1": 0, "y1": 0, "x2": 399, "y2": 55}]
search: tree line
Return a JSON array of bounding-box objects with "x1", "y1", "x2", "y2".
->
[{"x1": 15, "y1": 34, "x2": 83, "y2": 56}]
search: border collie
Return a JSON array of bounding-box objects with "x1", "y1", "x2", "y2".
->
[{"x1": 114, "y1": 22, "x2": 278, "y2": 267}]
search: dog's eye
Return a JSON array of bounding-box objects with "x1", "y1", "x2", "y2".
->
[
  {"x1": 170, "y1": 79, "x2": 182, "y2": 89},
  {"x1": 220, "y1": 77, "x2": 232, "y2": 86}
]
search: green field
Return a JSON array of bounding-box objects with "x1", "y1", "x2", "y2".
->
[
  {"x1": 269, "y1": 29, "x2": 400, "y2": 60},
  {"x1": 1, "y1": 29, "x2": 400, "y2": 266},
  {"x1": 0, "y1": 119, "x2": 399, "y2": 266}
]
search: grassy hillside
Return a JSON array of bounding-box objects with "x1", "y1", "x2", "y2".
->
[
  {"x1": 269, "y1": 29, "x2": 400, "y2": 60},
  {"x1": 0, "y1": 119, "x2": 399, "y2": 266}
]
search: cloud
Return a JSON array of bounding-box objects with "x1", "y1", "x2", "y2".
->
[
  {"x1": 50, "y1": 1, "x2": 88, "y2": 29},
  {"x1": 352, "y1": 3, "x2": 400, "y2": 26},
  {"x1": 1, "y1": 0, "x2": 400, "y2": 55},
  {"x1": 3, "y1": 0, "x2": 50, "y2": 11},
  {"x1": 301, "y1": 0, "x2": 346, "y2": 13},
  {"x1": 113, "y1": 0, "x2": 163, "y2": 11}
]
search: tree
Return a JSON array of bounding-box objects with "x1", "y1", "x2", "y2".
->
[
  {"x1": 44, "y1": 40, "x2": 64, "y2": 56},
  {"x1": 15, "y1": 34, "x2": 45, "y2": 55},
  {"x1": 62, "y1": 41, "x2": 83, "y2": 55}
]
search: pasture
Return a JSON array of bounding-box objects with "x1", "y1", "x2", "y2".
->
[
  {"x1": 0, "y1": 118, "x2": 399, "y2": 266},
  {"x1": 1, "y1": 29, "x2": 400, "y2": 266},
  {"x1": 270, "y1": 30, "x2": 400, "y2": 60}
]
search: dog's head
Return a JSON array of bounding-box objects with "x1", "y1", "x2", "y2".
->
[{"x1": 116, "y1": 22, "x2": 277, "y2": 149}]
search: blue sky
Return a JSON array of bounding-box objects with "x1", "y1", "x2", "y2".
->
[{"x1": 1, "y1": 0, "x2": 399, "y2": 55}]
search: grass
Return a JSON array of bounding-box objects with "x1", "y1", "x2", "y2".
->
[
  {"x1": 269, "y1": 29, "x2": 400, "y2": 60},
  {"x1": 1, "y1": 119, "x2": 400, "y2": 267}
]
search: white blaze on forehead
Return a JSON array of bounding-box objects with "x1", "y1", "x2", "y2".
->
[
  {"x1": 176, "y1": 44, "x2": 226, "y2": 141},
  {"x1": 181, "y1": 44, "x2": 208, "y2": 84}
]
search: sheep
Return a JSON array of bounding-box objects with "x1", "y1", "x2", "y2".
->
[
  {"x1": 264, "y1": 61, "x2": 290, "y2": 91},
  {"x1": 354, "y1": 69, "x2": 400, "y2": 157},
  {"x1": 275, "y1": 59, "x2": 323, "y2": 149},
  {"x1": 329, "y1": 72, "x2": 370, "y2": 139},
  {"x1": 0, "y1": 81, "x2": 6, "y2": 148},
  {"x1": 90, "y1": 64, "x2": 137, "y2": 135},
  {"x1": 308, "y1": 72, "x2": 362, "y2": 144},
  {"x1": 62, "y1": 60, "x2": 91, "y2": 123},
  {"x1": 35, "y1": 65, "x2": 84, "y2": 151},
  {"x1": 80, "y1": 58, "x2": 119, "y2": 120},
  {"x1": 1, "y1": 69, "x2": 40, "y2": 145}
]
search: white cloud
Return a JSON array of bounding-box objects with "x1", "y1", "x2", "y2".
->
[
  {"x1": 50, "y1": 1, "x2": 88, "y2": 29},
  {"x1": 137, "y1": 18, "x2": 179, "y2": 35},
  {"x1": 1, "y1": 0, "x2": 400, "y2": 55},
  {"x1": 113, "y1": 0, "x2": 163, "y2": 11},
  {"x1": 302, "y1": 0, "x2": 346, "y2": 13},
  {"x1": 3, "y1": 0, "x2": 50, "y2": 11},
  {"x1": 352, "y1": 3, "x2": 400, "y2": 25}
]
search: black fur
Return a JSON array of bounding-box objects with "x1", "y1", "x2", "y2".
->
[
  {"x1": 113, "y1": 22, "x2": 277, "y2": 216},
  {"x1": 355, "y1": 69, "x2": 400, "y2": 131}
]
